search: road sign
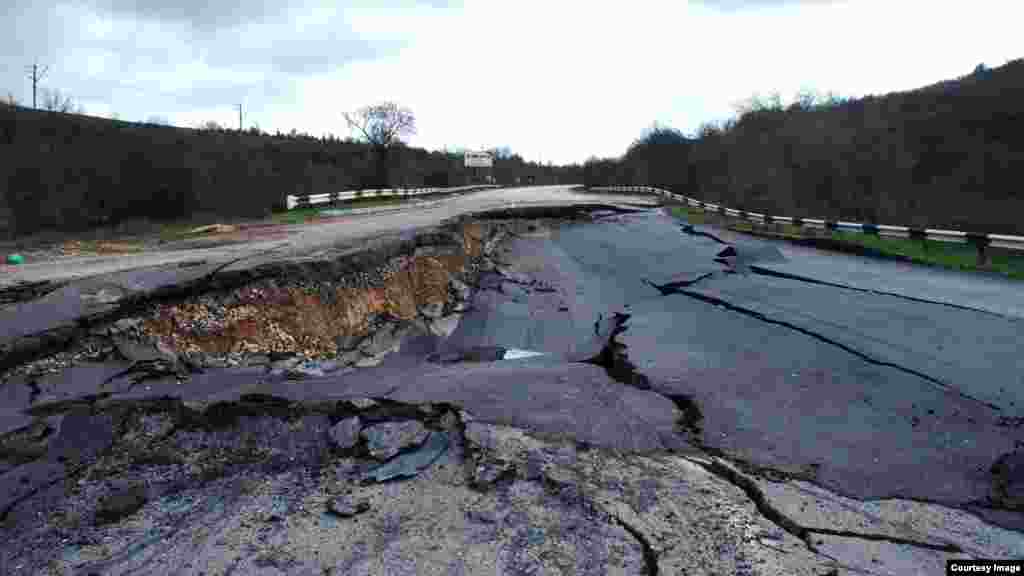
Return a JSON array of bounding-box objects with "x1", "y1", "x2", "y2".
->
[{"x1": 464, "y1": 151, "x2": 493, "y2": 168}]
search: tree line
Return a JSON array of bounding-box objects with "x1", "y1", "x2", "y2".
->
[
  {"x1": 0, "y1": 102, "x2": 582, "y2": 239},
  {"x1": 584, "y1": 59, "x2": 1024, "y2": 235}
]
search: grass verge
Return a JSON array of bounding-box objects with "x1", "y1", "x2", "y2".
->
[
  {"x1": 668, "y1": 205, "x2": 1024, "y2": 281},
  {"x1": 826, "y1": 230, "x2": 1024, "y2": 280},
  {"x1": 668, "y1": 205, "x2": 706, "y2": 225}
]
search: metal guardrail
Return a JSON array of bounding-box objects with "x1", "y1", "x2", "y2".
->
[
  {"x1": 286, "y1": 185, "x2": 501, "y2": 211},
  {"x1": 589, "y1": 186, "x2": 1024, "y2": 257}
]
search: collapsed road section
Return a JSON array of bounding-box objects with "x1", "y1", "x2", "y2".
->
[{"x1": 0, "y1": 201, "x2": 1023, "y2": 575}]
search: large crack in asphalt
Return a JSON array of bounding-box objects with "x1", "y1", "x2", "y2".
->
[
  {"x1": 1, "y1": 206, "x2": 699, "y2": 575},
  {"x1": 0, "y1": 280, "x2": 67, "y2": 306},
  {"x1": 747, "y1": 264, "x2": 1019, "y2": 321},
  {"x1": 579, "y1": 311, "x2": 819, "y2": 554},
  {"x1": 642, "y1": 273, "x2": 718, "y2": 295},
  {"x1": 614, "y1": 516, "x2": 661, "y2": 576},
  {"x1": 677, "y1": 220, "x2": 1018, "y2": 322},
  {"x1": 680, "y1": 223, "x2": 731, "y2": 245},
  {"x1": 666, "y1": 286, "x2": 1002, "y2": 412},
  {"x1": 1, "y1": 207, "x2": 1006, "y2": 574},
  {"x1": 643, "y1": 259, "x2": 1004, "y2": 414},
  {"x1": 584, "y1": 304, "x2": 971, "y2": 564}
]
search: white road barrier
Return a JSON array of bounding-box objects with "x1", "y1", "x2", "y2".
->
[
  {"x1": 286, "y1": 185, "x2": 501, "y2": 211},
  {"x1": 588, "y1": 186, "x2": 1024, "y2": 254}
]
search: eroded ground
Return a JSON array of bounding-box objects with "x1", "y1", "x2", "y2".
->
[{"x1": 1, "y1": 204, "x2": 1023, "y2": 575}]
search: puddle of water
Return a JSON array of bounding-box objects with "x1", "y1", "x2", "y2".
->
[
  {"x1": 525, "y1": 526, "x2": 546, "y2": 546},
  {"x1": 503, "y1": 349, "x2": 547, "y2": 360},
  {"x1": 61, "y1": 546, "x2": 82, "y2": 564},
  {"x1": 319, "y1": 511, "x2": 339, "y2": 529}
]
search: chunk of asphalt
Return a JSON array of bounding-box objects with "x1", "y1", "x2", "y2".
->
[
  {"x1": 0, "y1": 407, "x2": 117, "y2": 523},
  {"x1": 361, "y1": 430, "x2": 450, "y2": 483},
  {"x1": 428, "y1": 314, "x2": 461, "y2": 338},
  {"x1": 450, "y1": 277, "x2": 471, "y2": 301},
  {"x1": 419, "y1": 302, "x2": 445, "y2": 319},
  {"x1": 94, "y1": 484, "x2": 149, "y2": 525},
  {"x1": 329, "y1": 416, "x2": 362, "y2": 451},
  {"x1": 359, "y1": 325, "x2": 403, "y2": 357},
  {"x1": 114, "y1": 338, "x2": 178, "y2": 365},
  {"x1": 361, "y1": 420, "x2": 429, "y2": 460},
  {"x1": 428, "y1": 346, "x2": 507, "y2": 365}
]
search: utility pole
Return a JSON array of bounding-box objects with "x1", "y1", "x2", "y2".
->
[
  {"x1": 236, "y1": 103, "x2": 243, "y2": 131},
  {"x1": 25, "y1": 62, "x2": 48, "y2": 109}
]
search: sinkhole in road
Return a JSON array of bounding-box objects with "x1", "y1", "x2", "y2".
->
[
  {"x1": 2, "y1": 205, "x2": 655, "y2": 393},
  {"x1": 1, "y1": 205, "x2": 714, "y2": 576}
]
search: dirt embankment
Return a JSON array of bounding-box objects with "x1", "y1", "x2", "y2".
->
[
  {"x1": 139, "y1": 222, "x2": 490, "y2": 363},
  {"x1": 2, "y1": 219, "x2": 506, "y2": 386}
]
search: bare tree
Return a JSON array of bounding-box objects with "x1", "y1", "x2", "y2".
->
[
  {"x1": 343, "y1": 102, "x2": 416, "y2": 188},
  {"x1": 41, "y1": 87, "x2": 83, "y2": 114},
  {"x1": 199, "y1": 120, "x2": 224, "y2": 131},
  {"x1": 343, "y1": 101, "x2": 416, "y2": 148}
]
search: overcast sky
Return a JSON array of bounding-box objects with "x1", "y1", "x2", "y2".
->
[{"x1": 3, "y1": 0, "x2": 1021, "y2": 165}]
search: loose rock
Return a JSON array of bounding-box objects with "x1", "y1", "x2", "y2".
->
[
  {"x1": 419, "y1": 302, "x2": 445, "y2": 319},
  {"x1": 346, "y1": 398, "x2": 378, "y2": 410},
  {"x1": 361, "y1": 420, "x2": 429, "y2": 460},
  {"x1": 94, "y1": 484, "x2": 148, "y2": 525},
  {"x1": 358, "y1": 325, "x2": 402, "y2": 357},
  {"x1": 428, "y1": 314, "x2": 461, "y2": 338},
  {"x1": 327, "y1": 496, "x2": 370, "y2": 518},
  {"x1": 361, "y1": 430, "x2": 450, "y2": 483}
]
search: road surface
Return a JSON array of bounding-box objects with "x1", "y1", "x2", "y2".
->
[{"x1": 1, "y1": 184, "x2": 1022, "y2": 575}]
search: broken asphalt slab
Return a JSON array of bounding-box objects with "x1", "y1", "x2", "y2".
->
[
  {"x1": 546, "y1": 210, "x2": 1024, "y2": 526},
  {"x1": 0, "y1": 396, "x2": 834, "y2": 576},
  {"x1": 2, "y1": 189, "x2": 1024, "y2": 574}
]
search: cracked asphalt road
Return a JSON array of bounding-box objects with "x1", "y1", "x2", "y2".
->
[
  {"x1": 1, "y1": 185, "x2": 1023, "y2": 575},
  {"x1": 546, "y1": 210, "x2": 1024, "y2": 516}
]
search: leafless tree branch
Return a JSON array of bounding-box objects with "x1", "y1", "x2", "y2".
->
[
  {"x1": 41, "y1": 87, "x2": 82, "y2": 114},
  {"x1": 343, "y1": 101, "x2": 416, "y2": 148}
]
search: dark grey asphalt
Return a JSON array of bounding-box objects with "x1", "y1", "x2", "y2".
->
[
  {"x1": 3, "y1": 206, "x2": 1023, "y2": 534},
  {"x1": 528, "y1": 210, "x2": 1024, "y2": 523}
]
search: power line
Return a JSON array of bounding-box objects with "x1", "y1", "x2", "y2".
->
[{"x1": 25, "y1": 62, "x2": 49, "y2": 109}]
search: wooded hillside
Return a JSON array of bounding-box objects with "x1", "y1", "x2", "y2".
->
[
  {"x1": 584, "y1": 59, "x2": 1024, "y2": 235},
  {"x1": 0, "y1": 107, "x2": 581, "y2": 239}
]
